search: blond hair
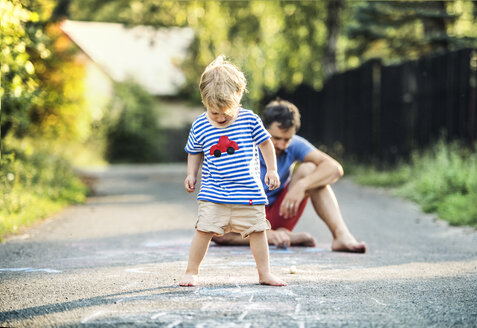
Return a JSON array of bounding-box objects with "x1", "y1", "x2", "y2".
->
[{"x1": 199, "y1": 55, "x2": 247, "y2": 115}]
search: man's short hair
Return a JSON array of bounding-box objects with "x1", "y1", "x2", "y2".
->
[
  {"x1": 262, "y1": 99, "x2": 301, "y2": 131},
  {"x1": 199, "y1": 55, "x2": 247, "y2": 115}
]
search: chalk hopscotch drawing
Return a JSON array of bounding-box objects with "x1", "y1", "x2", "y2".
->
[{"x1": 0, "y1": 267, "x2": 61, "y2": 273}]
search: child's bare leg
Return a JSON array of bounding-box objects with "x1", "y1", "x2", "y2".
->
[
  {"x1": 249, "y1": 231, "x2": 287, "y2": 286},
  {"x1": 180, "y1": 230, "x2": 215, "y2": 287}
]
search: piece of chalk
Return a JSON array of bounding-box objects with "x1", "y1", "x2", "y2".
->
[{"x1": 289, "y1": 265, "x2": 297, "y2": 274}]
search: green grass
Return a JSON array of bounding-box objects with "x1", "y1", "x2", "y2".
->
[
  {"x1": 0, "y1": 148, "x2": 88, "y2": 241},
  {"x1": 347, "y1": 140, "x2": 477, "y2": 227}
]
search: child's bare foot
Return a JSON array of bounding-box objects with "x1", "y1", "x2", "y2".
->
[
  {"x1": 259, "y1": 273, "x2": 287, "y2": 286},
  {"x1": 332, "y1": 236, "x2": 366, "y2": 253},
  {"x1": 179, "y1": 273, "x2": 199, "y2": 287}
]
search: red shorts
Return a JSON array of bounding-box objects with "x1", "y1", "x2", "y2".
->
[{"x1": 265, "y1": 185, "x2": 309, "y2": 231}]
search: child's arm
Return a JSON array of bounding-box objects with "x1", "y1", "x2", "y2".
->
[
  {"x1": 185, "y1": 153, "x2": 204, "y2": 193},
  {"x1": 258, "y1": 139, "x2": 280, "y2": 191}
]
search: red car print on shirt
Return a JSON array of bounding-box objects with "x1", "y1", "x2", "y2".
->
[{"x1": 210, "y1": 136, "x2": 239, "y2": 157}]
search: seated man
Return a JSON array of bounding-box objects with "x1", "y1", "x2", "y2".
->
[{"x1": 212, "y1": 99, "x2": 366, "y2": 253}]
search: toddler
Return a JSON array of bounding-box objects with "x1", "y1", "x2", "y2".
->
[{"x1": 180, "y1": 55, "x2": 286, "y2": 287}]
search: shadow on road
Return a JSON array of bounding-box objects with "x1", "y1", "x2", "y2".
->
[{"x1": 0, "y1": 286, "x2": 179, "y2": 321}]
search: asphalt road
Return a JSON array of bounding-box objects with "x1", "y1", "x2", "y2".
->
[{"x1": 1, "y1": 164, "x2": 476, "y2": 327}]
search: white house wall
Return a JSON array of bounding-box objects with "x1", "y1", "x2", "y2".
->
[{"x1": 61, "y1": 20, "x2": 194, "y2": 96}]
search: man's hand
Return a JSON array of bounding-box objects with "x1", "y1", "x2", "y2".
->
[
  {"x1": 266, "y1": 229, "x2": 291, "y2": 248},
  {"x1": 184, "y1": 175, "x2": 197, "y2": 193},
  {"x1": 279, "y1": 180, "x2": 306, "y2": 219},
  {"x1": 265, "y1": 170, "x2": 280, "y2": 191}
]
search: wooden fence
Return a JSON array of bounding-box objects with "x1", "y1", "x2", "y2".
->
[{"x1": 263, "y1": 48, "x2": 477, "y2": 163}]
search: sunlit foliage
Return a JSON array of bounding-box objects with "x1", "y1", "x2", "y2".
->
[
  {"x1": 68, "y1": 0, "x2": 328, "y2": 108},
  {"x1": 0, "y1": 149, "x2": 86, "y2": 240},
  {"x1": 350, "y1": 139, "x2": 477, "y2": 227},
  {"x1": 346, "y1": 1, "x2": 477, "y2": 65},
  {"x1": 68, "y1": 0, "x2": 477, "y2": 108},
  {"x1": 105, "y1": 81, "x2": 164, "y2": 163},
  {"x1": 1, "y1": 0, "x2": 92, "y2": 239},
  {"x1": 1, "y1": 0, "x2": 91, "y2": 143},
  {"x1": 0, "y1": 0, "x2": 39, "y2": 137}
]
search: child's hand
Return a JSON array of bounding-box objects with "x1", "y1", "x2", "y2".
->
[
  {"x1": 265, "y1": 170, "x2": 280, "y2": 191},
  {"x1": 184, "y1": 175, "x2": 197, "y2": 193}
]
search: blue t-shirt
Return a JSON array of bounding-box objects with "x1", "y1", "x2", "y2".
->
[
  {"x1": 185, "y1": 108, "x2": 271, "y2": 205},
  {"x1": 259, "y1": 135, "x2": 315, "y2": 205}
]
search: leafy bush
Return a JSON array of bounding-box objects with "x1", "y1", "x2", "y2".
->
[
  {"x1": 396, "y1": 140, "x2": 477, "y2": 226},
  {"x1": 0, "y1": 147, "x2": 87, "y2": 240},
  {"x1": 0, "y1": 0, "x2": 97, "y2": 240},
  {"x1": 105, "y1": 81, "x2": 164, "y2": 163},
  {"x1": 349, "y1": 163, "x2": 411, "y2": 187},
  {"x1": 0, "y1": 0, "x2": 39, "y2": 138},
  {"x1": 349, "y1": 140, "x2": 477, "y2": 227}
]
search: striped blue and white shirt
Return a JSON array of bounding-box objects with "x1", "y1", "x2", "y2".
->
[{"x1": 185, "y1": 108, "x2": 271, "y2": 205}]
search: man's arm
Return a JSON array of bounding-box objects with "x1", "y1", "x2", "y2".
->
[
  {"x1": 184, "y1": 153, "x2": 204, "y2": 193},
  {"x1": 299, "y1": 149, "x2": 343, "y2": 190},
  {"x1": 280, "y1": 149, "x2": 343, "y2": 218}
]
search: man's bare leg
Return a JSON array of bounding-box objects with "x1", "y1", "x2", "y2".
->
[
  {"x1": 212, "y1": 233, "x2": 249, "y2": 245},
  {"x1": 212, "y1": 163, "x2": 365, "y2": 252},
  {"x1": 276, "y1": 228, "x2": 316, "y2": 247},
  {"x1": 290, "y1": 163, "x2": 366, "y2": 253},
  {"x1": 212, "y1": 229, "x2": 316, "y2": 247},
  {"x1": 308, "y1": 185, "x2": 366, "y2": 253}
]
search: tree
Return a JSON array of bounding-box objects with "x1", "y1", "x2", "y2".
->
[
  {"x1": 66, "y1": 0, "x2": 477, "y2": 96},
  {"x1": 67, "y1": 0, "x2": 329, "y2": 107},
  {"x1": 346, "y1": 1, "x2": 460, "y2": 64},
  {"x1": 323, "y1": 0, "x2": 345, "y2": 79},
  {"x1": 1, "y1": 0, "x2": 95, "y2": 157},
  {"x1": 0, "y1": 0, "x2": 39, "y2": 139},
  {"x1": 105, "y1": 81, "x2": 163, "y2": 163},
  {"x1": 1, "y1": 0, "x2": 92, "y2": 237}
]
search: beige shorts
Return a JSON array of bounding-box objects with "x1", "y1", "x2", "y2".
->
[{"x1": 195, "y1": 200, "x2": 271, "y2": 238}]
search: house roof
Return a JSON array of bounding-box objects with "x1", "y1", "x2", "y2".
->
[{"x1": 61, "y1": 20, "x2": 194, "y2": 96}]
